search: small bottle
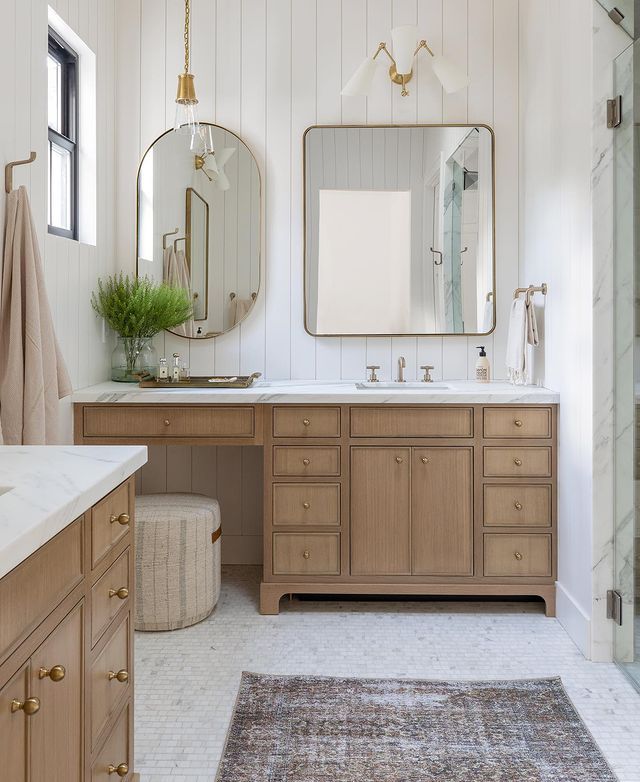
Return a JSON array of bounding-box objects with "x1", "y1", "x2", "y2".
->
[
  {"x1": 158, "y1": 357, "x2": 168, "y2": 380},
  {"x1": 172, "y1": 353, "x2": 181, "y2": 382},
  {"x1": 475, "y1": 346, "x2": 490, "y2": 383}
]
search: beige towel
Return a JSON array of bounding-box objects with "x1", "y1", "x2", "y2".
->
[
  {"x1": 0, "y1": 186, "x2": 72, "y2": 444},
  {"x1": 164, "y1": 246, "x2": 194, "y2": 338},
  {"x1": 506, "y1": 294, "x2": 539, "y2": 385},
  {"x1": 229, "y1": 296, "x2": 253, "y2": 326}
]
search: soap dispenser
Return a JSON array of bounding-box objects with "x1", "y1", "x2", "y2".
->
[{"x1": 475, "y1": 346, "x2": 490, "y2": 384}]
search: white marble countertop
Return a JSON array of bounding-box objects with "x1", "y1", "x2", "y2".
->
[
  {"x1": 73, "y1": 379, "x2": 559, "y2": 405},
  {"x1": 0, "y1": 446, "x2": 147, "y2": 580}
]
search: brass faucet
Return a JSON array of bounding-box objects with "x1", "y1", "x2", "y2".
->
[{"x1": 397, "y1": 356, "x2": 406, "y2": 383}]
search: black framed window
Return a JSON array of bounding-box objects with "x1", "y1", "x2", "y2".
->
[{"x1": 47, "y1": 28, "x2": 78, "y2": 240}]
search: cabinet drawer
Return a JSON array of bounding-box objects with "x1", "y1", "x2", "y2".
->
[
  {"x1": 91, "y1": 700, "x2": 131, "y2": 782},
  {"x1": 91, "y1": 613, "x2": 130, "y2": 749},
  {"x1": 484, "y1": 534, "x2": 552, "y2": 577},
  {"x1": 273, "y1": 483, "x2": 340, "y2": 526},
  {"x1": 483, "y1": 408, "x2": 552, "y2": 439},
  {"x1": 91, "y1": 481, "x2": 132, "y2": 570},
  {"x1": 83, "y1": 405, "x2": 255, "y2": 439},
  {"x1": 273, "y1": 533, "x2": 340, "y2": 575},
  {"x1": 273, "y1": 407, "x2": 340, "y2": 438},
  {"x1": 484, "y1": 447, "x2": 551, "y2": 477},
  {"x1": 0, "y1": 520, "x2": 83, "y2": 662},
  {"x1": 350, "y1": 407, "x2": 473, "y2": 438},
  {"x1": 273, "y1": 446, "x2": 340, "y2": 476},
  {"x1": 91, "y1": 550, "x2": 130, "y2": 647},
  {"x1": 484, "y1": 485, "x2": 552, "y2": 527}
]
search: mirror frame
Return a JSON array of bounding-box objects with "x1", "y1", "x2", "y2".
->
[
  {"x1": 302, "y1": 123, "x2": 496, "y2": 338},
  {"x1": 185, "y1": 187, "x2": 210, "y2": 321},
  {"x1": 135, "y1": 123, "x2": 263, "y2": 340}
]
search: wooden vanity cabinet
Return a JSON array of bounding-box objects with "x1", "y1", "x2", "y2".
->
[{"x1": 0, "y1": 478, "x2": 136, "y2": 782}]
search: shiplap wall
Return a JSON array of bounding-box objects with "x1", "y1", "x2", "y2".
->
[
  {"x1": 116, "y1": 0, "x2": 520, "y2": 562},
  {"x1": 0, "y1": 0, "x2": 117, "y2": 441}
]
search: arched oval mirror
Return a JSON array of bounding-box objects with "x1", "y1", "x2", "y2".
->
[{"x1": 136, "y1": 123, "x2": 261, "y2": 338}]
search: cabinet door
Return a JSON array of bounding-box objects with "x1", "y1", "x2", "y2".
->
[
  {"x1": 412, "y1": 448, "x2": 473, "y2": 576},
  {"x1": 0, "y1": 663, "x2": 29, "y2": 782},
  {"x1": 351, "y1": 447, "x2": 411, "y2": 575},
  {"x1": 31, "y1": 602, "x2": 84, "y2": 782}
]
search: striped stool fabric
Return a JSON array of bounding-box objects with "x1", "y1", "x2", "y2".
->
[{"x1": 134, "y1": 493, "x2": 221, "y2": 631}]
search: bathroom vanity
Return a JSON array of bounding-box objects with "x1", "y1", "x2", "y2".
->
[
  {"x1": 0, "y1": 446, "x2": 146, "y2": 782},
  {"x1": 73, "y1": 382, "x2": 558, "y2": 616}
]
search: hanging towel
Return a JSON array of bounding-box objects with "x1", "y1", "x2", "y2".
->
[
  {"x1": 481, "y1": 297, "x2": 494, "y2": 333},
  {"x1": 229, "y1": 296, "x2": 253, "y2": 326},
  {"x1": 506, "y1": 294, "x2": 539, "y2": 385},
  {"x1": 164, "y1": 246, "x2": 194, "y2": 338},
  {"x1": 0, "y1": 186, "x2": 72, "y2": 444}
]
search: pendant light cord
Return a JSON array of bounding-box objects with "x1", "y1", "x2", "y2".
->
[{"x1": 183, "y1": 0, "x2": 190, "y2": 74}]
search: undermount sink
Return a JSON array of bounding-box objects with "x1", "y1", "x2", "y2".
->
[{"x1": 357, "y1": 382, "x2": 451, "y2": 390}]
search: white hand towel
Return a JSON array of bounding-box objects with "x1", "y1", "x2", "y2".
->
[
  {"x1": 506, "y1": 295, "x2": 539, "y2": 384},
  {"x1": 482, "y1": 298, "x2": 494, "y2": 333}
]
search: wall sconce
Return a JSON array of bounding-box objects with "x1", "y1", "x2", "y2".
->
[
  {"x1": 195, "y1": 147, "x2": 236, "y2": 191},
  {"x1": 342, "y1": 25, "x2": 470, "y2": 98}
]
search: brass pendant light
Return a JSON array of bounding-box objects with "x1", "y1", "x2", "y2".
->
[{"x1": 174, "y1": 0, "x2": 199, "y2": 136}]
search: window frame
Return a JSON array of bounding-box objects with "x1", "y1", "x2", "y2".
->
[{"x1": 47, "y1": 27, "x2": 78, "y2": 241}]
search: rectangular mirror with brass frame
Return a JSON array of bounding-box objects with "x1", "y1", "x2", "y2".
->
[
  {"x1": 304, "y1": 124, "x2": 495, "y2": 337},
  {"x1": 186, "y1": 187, "x2": 209, "y2": 321}
]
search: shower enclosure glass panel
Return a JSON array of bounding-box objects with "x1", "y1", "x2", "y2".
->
[{"x1": 596, "y1": 0, "x2": 634, "y2": 37}]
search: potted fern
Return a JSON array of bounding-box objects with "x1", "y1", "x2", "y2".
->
[{"x1": 92, "y1": 274, "x2": 193, "y2": 382}]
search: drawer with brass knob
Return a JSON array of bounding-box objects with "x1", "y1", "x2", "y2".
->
[
  {"x1": 273, "y1": 407, "x2": 341, "y2": 438},
  {"x1": 92, "y1": 614, "x2": 131, "y2": 748},
  {"x1": 272, "y1": 483, "x2": 340, "y2": 526},
  {"x1": 91, "y1": 550, "x2": 130, "y2": 647},
  {"x1": 483, "y1": 447, "x2": 551, "y2": 478},
  {"x1": 91, "y1": 699, "x2": 131, "y2": 781},
  {"x1": 10, "y1": 696, "x2": 40, "y2": 715},
  {"x1": 38, "y1": 664, "x2": 66, "y2": 682},
  {"x1": 273, "y1": 446, "x2": 340, "y2": 477},
  {"x1": 483, "y1": 534, "x2": 551, "y2": 577},
  {"x1": 484, "y1": 485, "x2": 552, "y2": 527},
  {"x1": 91, "y1": 479, "x2": 133, "y2": 569},
  {"x1": 272, "y1": 533, "x2": 340, "y2": 575},
  {"x1": 483, "y1": 408, "x2": 552, "y2": 439}
]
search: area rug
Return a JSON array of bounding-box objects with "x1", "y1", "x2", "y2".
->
[{"x1": 216, "y1": 673, "x2": 617, "y2": 782}]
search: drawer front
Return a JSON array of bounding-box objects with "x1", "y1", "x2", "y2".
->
[
  {"x1": 273, "y1": 533, "x2": 340, "y2": 575},
  {"x1": 484, "y1": 407, "x2": 552, "y2": 439},
  {"x1": 273, "y1": 446, "x2": 340, "y2": 477},
  {"x1": 484, "y1": 534, "x2": 552, "y2": 577},
  {"x1": 484, "y1": 447, "x2": 551, "y2": 477},
  {"x1": 0, "y1": 520, "x2": 83, "y2": 662},
  {"x1": 91, "y1": 550, "x2": 130, "y2": 647},
  {"x1": 91, "y1": 481, "x2": 132, "y2": 569},
  {"x1": 273, "y1": 407, "x2": 341, "y2": 438},
  {"x1": 91, "y1": 613, "x2": 130, "y2": 748},
  {"x1": 83, "y1": 405, "x2": 255, "y2": 439},
  {"x1": 273, "y1": 483, "x2": 340, "y2": 526},
  {"x1": 350, "y1": 407, "x2": 473, "y2": 438},
  {"x1": 484, "y1": 485, "x2": 552, "y2": 527},
  {"x1": 91, "y1": 700, "x2": 131, "y2": 782}
]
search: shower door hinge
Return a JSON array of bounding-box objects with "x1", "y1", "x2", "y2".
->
[
  {"x1": 608, "y1": 6, "x2": 625, "y2": 25},
  {"x1": 607, "y1": 95, "x2": 622, "y2": 128},
  {"x1": 606, "y1": 589, "x2": 623, "y2": 626}
]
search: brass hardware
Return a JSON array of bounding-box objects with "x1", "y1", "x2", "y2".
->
[
  {"x1": 11, "y1": 697, "x2": 40, "y2": 715},
  {"x1": 186, "y1": 188, "x2": 210, "y2": 321},
  {"x1": 5, "y1": 151, "x2": 37, "y2": 194},
  {"x1": 514, "y1": 551, "x2": 523, "y2": 561},
  {"x1": 108, "y1": 670, "x2": 129, "y2": 683},
  {"x1": 366, "y1": 365, "x2": 380, "y2": 383},
  {"x1": 39, "y1": 665, "x2": 66, "y2": 682},
  {"x1": 302, "y1": 458, "x2": 310, "y2": 466},
  {"x1": 514, "y1": 501, "x2": 523, "y2": 511},
  {"x1": 174, "y1": 236, "x2": 186, "y2": 253},
  {"x1": 175, "y1": 0, "x2": 197, "y2": 108},
  {"x1": 107, "y1": 764, "x2": 129, "y2": 777},
  {"x1": 303, "y1": 550, "x2": 311, "y2": 560},
  {"x1": 514, "y1": 458, "x2": 523, "y2": 467},
  {"x1": 420, "y1": 365, "x2": 434, "y2": 383},
  {"x1": 108, "y1": 587, "x2": 129, "y2": 600},
  {"x1": 164, "y1": 419, "x2": 171, "y2": 426},
  {"x1": 162, "y1": 227, "x2": 179, "y2": 249},
  {"x1": 303, "y1": 502, "x2": 311, "y2": 509},
  {"x1": 303, "y1": 419, "x2": 311, "y2": 426},
  {"x1": 421, "y1": 457, "x2": 430, "y2": 464},
  {"x1": 514, "y1": 419, "x2": 523, "y2": 428},
  {"x1": 430, "y1": 247, "x2": 443, "y2": 266},
  {"x1": 395, "y1": 456, "x2": 403, "y2": 464},
  {"x1": 607, "y1": 95, "x2": 622, "y2": 128},
  {"x1": 514, "y1": 283, "x2": 548, "y2": 303},
  {"x1": 110, "y1": 513, "x2": 130, "y2": 526}
]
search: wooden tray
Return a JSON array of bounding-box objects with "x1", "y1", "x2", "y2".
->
[{"x1": 139, "y1": 372, "x2": 262, "y2": 389}]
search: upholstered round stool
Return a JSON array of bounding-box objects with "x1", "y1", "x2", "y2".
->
[{"x1": 134, "y1": 493, "x2": 221, "y2": 631}]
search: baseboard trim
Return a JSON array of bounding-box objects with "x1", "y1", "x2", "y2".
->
[{"x1": 556, "y1": 581, "x2": 591, "y2": 658}]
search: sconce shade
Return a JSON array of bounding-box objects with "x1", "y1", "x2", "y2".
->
[
  {"x1": 341, "y1": 57, "x2": 378, "y2": 97},
  {"x1": 391, "y1": 25, "x2": 418, "y2": 75},
  {"x1": 431, "y1": 54, "x2": 470, "y2": 94}
]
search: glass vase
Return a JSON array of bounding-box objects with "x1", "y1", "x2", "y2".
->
[{"x1": 111, "y1": 337, "x2": 158, "y2": 382}]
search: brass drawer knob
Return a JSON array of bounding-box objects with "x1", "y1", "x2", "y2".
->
[
  {"x1": 11, "y1": 697, "x2": 40, "y2": 716},
  {"x1": 514, "y1": 551, "x2": 523, "y2": 561},
  {"x1": 163, "y1": 419, "x2": 170, "y2": 426},
  {"x1": 303, "y1": 418, "x2": 311, "y2": 426},
  {"x1": 107, "y1": 764, "x2": 129, "y2": 777},
  {"x1": 395, "y1": 456, "x2": 403, "y2": 464},
  {"x1": 39, "y1": 665, "x2": 66, "y2": 682},
  {"x1": 302, "y1": 458, "x2": 310, "y2": 466},
  {"x1": 514, "y1": 419, "x2": 523, "y2": 427},
  {"x1": 302, "y1": 502, "x2": 311, "y2": 509},
  {"x1": 514, "y1": 501, "x2": 523, "y2": 511},
  {"x1": 513, "y1": 458, "x2": 523, "y2": 466},
  {"x1": 303, "y1": 550, "x2": 311, "y2": 560},
  {"x1": 108, "y1": 669, "x2": 129, "y2": 683},
  {"x1": 110, "y1": 513, "x2": 130, "y2": 526},
  {"x1": 421, "y1": 457, "x2": 430, "y2": 464},
  {"x1": 108, "y1": 587, "x2": 129, "y2": 600}
]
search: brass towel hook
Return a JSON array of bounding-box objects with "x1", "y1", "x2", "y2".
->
[
  {"x1": 162, "y1": 227, "x2": 179, "y2": 249},
  {"x1": 173, "y1": 237, "x2": 186, "y2": 252},
  {"x1": 5, "y1": 151, "x2": 37, "y2": 194}
]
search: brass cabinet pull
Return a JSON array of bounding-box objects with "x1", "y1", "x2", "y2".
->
[
  {"x1": 395, "y1": 456, "x2": 403, "y2": 464},
  {"x1": 302, "y1": 419, "x2": 311, "y2": 427},
  {"x1": 110, "y1": 513, "x2": 130, "y2": 526},
  {"x1": 108, "y1": 587, "x2": 129, "y2": 600},
  {"x1": 303, "y1": 550, "x2": 311, "y2": 560},
  {"x1": 514, "y1": 551, "x2": 523, "y2": 561},
  {"x1": 421, "y1": 456, "x2": 430, "y2": 464},
  {"x1": 11, "y1": 697, "x2": 40, "y2": 716},
  {"x1": 107, "y1": 764, "x2": 129, "y2": 777},
  {"x1": 513, "y1": 458, "x2": 523, "y2": 466},
  {"x1": 163, "y1": 419, "x2": 170, "y2": 426},
  {"x1": 302, "y1": 502, "x2": 310, "y2": 509},
  {"x1": 39, "y1": 665, "x2": 66, "y2": 682},
  {"x1": 514, "y1": 419, "x2": 523, "y2": 427},
  {"x1": 302, "y1": 458, "x2": 310, "y2": 466},
  {"x1": 514, "y1": 501, "x2": 523, "y2": 511},
  {"x1": 108, "y1": 669, "x2": 129, "y2": 683}
]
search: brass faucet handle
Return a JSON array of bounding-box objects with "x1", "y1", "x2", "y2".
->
[
  {"x1": 420, "y1": 365, "x2": 435, "y2": 382},
  {"x1": 366, "y1": 365, "x2": 380, "y2": 383}
]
